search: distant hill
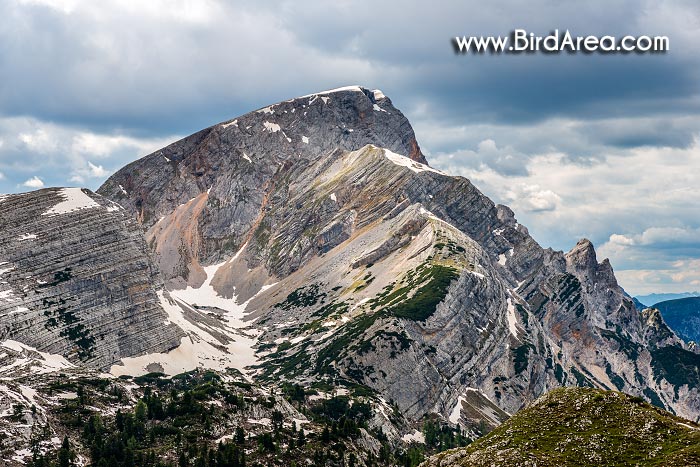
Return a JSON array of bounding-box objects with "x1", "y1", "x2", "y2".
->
[
  {"x1": 654, "y1": 297, "x2": 700, "y2": 344},
  {"x1": 635, "y1": 292, "x2": 700, "y2": 307},
  {"x1": 421, "y1": 387, "x2": 700, "y2": 467}
]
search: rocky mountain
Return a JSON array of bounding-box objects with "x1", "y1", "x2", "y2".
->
[
  {"x1": 94, "y1": 86, "x2": 700, "y2": 428},
  {"x1": 2, "y1": 85, "x2": 700, "y2": 465},
  {"x1": 98, "y1": 86, "x2": 426, "y2": 290},
  {"x1": 420, "y1": 387, "x2": 700, "y2": 467},
  {"x1": 654, "y1": 297, "x2": 700, "y2": 345}
]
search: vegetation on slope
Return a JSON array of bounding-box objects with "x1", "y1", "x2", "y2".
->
[
  {"x1": 424, "y1": 387, "x2": 700, "y2": 467},
  {"x1": 15, "y1": 370, "x2": 465, "y2": 467}
]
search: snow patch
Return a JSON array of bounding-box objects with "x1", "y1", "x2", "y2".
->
[
  {"x1": 263, "y1": 121, "x2": 281, "y2": 133},
  {"x1": 401, "y1": 430, "x2": 425, "y2": 444},
  {"x1": 43, "y1": 188, "x2": 99, "y2": 216},
  {"x1": 247, "y1": 417, "x2": 272, "y2": 427},
  {"x1": 0, "y1": 289, "x2": 16, "y2": 302},
  {"x1": 449, "y1": 397, "x2": 464, "y2": 424},
  {"x1": 18, "y1": 233, "x2": 37, "y2": 241},
  {"x1": 242, "y1": 153, "x2": 252, "y2": 163},
  {"x1": 467, "y1": 270, "x2": 485, "y2": 279},
  {"x1": 0, "y1": 340, "x2": 74, "y2": 375},
  {"x1": 497, "y1": 249, "x2": 514, "y2": 262},
  {"x1": 122, "y1": 243, "x2": 267, "y2": 378},
  {"x1": 373, "y1": 103, "x2": 386, "y2": 113},
  {"x1": 330, "y1": 193, "x2": 337, "y2": 202},
  {"x1": 382, "y1": 148, "x2": 445, "y2": 175},
  {"x1": 221, "y1": 119, "x2": 238, "y2": 129},
  {"x1": 290, "y1": 335, "x2": 306, "y2": 344},
  {"x1": 372, "y1": 89, "x2": 386, "y2": 100},
  {"x1": 301, "y1": 135, "x2": 309, "y2": 144},
  {"x1": 12, "y1": 448, "x2": 32, "y2": 463},
  {"x1": 257, "y1": 106, "x2": 274, "y2": 115},
  {"x1": 0, "y1": 263, "x2": 14, "y2": 277},
  {"x1": 169, "y1": 244, "x2": 253, "y2": 329},
  {"x1": 506, "y1": 298, "x2": 519, "y2": 338},
  {"x1": 299, "y1": 85, "x2": 363, "y2": 98}
]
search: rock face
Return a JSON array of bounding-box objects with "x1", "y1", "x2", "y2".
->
[
  {"x1": 98, "y1": 86, "x2": 426, "y2": 289},
  {"x1": 0, "y1": 188, "x2": 183, "y2": 369},
  {"x1": 421, "y1": 387, "x2": 700, "y2": 467},
  {"x1": 95, "y1": 85, "x2": 700, "y2": 430}
]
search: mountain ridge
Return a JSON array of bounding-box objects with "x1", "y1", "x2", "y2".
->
[
  {"x1": 1, "y1": 86, "x2": 699, "y2": 464},
  {"x1": 95, "y1": 86, "x2": 700, "y2": 427}
]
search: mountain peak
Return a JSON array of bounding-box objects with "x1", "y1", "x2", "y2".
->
[
  {"x1": 565, "y1": 237, "x2": 599, "y2": 270},
  {"x1": 98, "y1": 84, "x2": 428, "y2": 229}
]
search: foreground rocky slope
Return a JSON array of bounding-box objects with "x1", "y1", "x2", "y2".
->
[
  {"x1": 0, "y1": 345, "x2": 465, "y2": 466},
  {"x1": 421, "y1": 387, "x2": 700, "y2": 467},
  {"x1": 93, "y1": 85, "x2": 700, "y2": 431},
  {"x1": 0, "y1": 188, "x2": 183, "y2": 368}
]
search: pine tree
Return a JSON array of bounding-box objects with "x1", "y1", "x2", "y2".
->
[{"x1": 58, "y1": 436, "x2": 73, "y2": 467}]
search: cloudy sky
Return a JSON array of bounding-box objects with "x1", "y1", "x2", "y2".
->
[{"x1": 0, "y1": 0, "x2": 698, "y2": 295}]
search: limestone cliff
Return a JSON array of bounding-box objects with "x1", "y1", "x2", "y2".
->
[
  {"x1": 94, "y1": 86, "x2": 700, "y2": 430},
  {"x1": 0, "y1": 188, "x2": 183, "y2": 369}
]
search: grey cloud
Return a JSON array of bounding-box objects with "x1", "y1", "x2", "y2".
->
[
  {"x1": 0, "y1": 0, "x2": 698, "y2": 136},
  {"x1": 429, "y1": 139, "x2": 530, "y2": 177},
  {"x1": 578, "y1": 116, "x2": 699, "y2": 149},
  {"x1": 0, "y1": 116, "x2": 179, "y2": 193}
]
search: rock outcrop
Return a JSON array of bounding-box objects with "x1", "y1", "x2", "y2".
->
[{"x1": 0, "y1": 188, "x2": 183, "y2": 369}]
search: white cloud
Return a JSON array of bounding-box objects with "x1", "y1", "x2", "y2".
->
[
  {"x1": 0, "y1": 171, "x2": 5, "y2": 180},
  {"x1": 0, "y1": 116, "x2": 179, "y2": 191},
  {"x1": 87, "y1": 161, "x2": 108, "y2": 177},
  {"x1": 22, "y1": 176, "x2": 44, "y2": 188},
  {"x1": 615, "y1": 263, "x2": 700, "y2": 296},
  {"x1": 428, "y1": 138, "x2": 529, "y2": 177},
  {"x1": 69, "y1": 161, "x2": 110, "y2": 184},
  {"x1": 0, "y1": 0, "x2": 389, "y2": 131},
  {"x1": 503, "y1": 184, "x2": 561, "y2": 213},
  {"x1": 71, "y1": 132, "x2": 170, "y2": 158},
  {"x1": 18, "y1": 0, "x2": 81, "y2": 14},
  {"x1": 19, "y1": 128, "x2": 58, "y2": 154}
]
